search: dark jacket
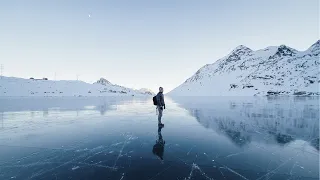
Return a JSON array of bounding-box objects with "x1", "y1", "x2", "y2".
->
[{"x1": 156, "y1": 92, "x2": 165, "y2": 107}]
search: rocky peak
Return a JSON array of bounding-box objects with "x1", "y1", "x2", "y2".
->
[
  {"x1": 226, "y1": 45, "x2": 253, "y2": 62},
  {"x1": 308, "y1": 40, "x2": 320, "y2": 55},
  {"x1": 310, "y1": 40, "x2": 320, "y2": 48},
  {"x1": 232, "y1": 45, "x2": 252, "y2": 52},
  {"x1": 269, "y1": 45, "x2": 297, "y2": 59},
  {"x1": 139, "y1": 88, "x2": 154, "y2": 95},
  {"x1": 231, "y1": 45, "x2": 253, "y2": 55},
  {"x1": 96, "y1": 78, "x2": 112, "y2": 86}
]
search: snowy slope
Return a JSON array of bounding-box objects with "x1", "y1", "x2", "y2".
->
[
  {"x1": 0, "y1": 76, "x2": 152, "y2": 97},
  {"x1": 169, "y1": 40, "x2": 320, "y2": 96}
]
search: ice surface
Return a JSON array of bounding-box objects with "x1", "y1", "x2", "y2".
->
[{"x1": 0, "y1": 96, "x2": 318, "y2": 180}]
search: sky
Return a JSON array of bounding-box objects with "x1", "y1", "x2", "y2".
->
[{"x1": 0, "y1": 0, "x2": 319, "y2": 93}]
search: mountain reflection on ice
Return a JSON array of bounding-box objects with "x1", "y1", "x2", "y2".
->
[
  {"x1": 173, "y1": 96, "x2": 319, "y2": 149},
  {"x1": 0, "y1": 96, "x2": 318, "y2": 180}
]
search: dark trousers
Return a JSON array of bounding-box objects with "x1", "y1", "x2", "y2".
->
[{"x1": 157, "y1": 106, "x2": 163, "y2": 123}]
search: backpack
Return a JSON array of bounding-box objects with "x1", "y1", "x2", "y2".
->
[{"x1": 153, "y1": 96, "x2": 157, "y2": 106}]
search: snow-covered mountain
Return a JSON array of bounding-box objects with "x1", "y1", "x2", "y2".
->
[
  {"x1": 0, "y1": 76, "x2": 152, "y2": 97},
  {"x1": 138, "y1": 88, "x2": 155, "y2": 95},
  {"x1": 169, "y1": 40, "x2": 320, "y2": 96}
]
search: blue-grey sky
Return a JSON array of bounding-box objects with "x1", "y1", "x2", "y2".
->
[{"x1": 0, "y1": 0, "x2": 319, "y2": 92}]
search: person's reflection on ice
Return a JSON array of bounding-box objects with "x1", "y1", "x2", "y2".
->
[{"x1": 152, "y1": 124, "x2": 165, "y2": 160}]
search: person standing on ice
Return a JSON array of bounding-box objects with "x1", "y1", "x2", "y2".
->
[{"x1": 156, "y1": 87, "x2": 165, "y2": 126}]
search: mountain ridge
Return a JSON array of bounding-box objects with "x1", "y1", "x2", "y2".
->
[
  {"x1": 169, "y1": 40, "x2": 320, "y2": 96},
  {"x1": 0, "y1": 76, "x2": 152, "y2": 97}
]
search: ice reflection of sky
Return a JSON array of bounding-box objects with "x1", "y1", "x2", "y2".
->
[{"x1": 0, "y1": 97, "x2": 318, "y2": 180}]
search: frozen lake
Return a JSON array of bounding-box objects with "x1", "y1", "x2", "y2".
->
[{"x1": 0, "y1": 96, "x2": 319, "y2": 180}]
